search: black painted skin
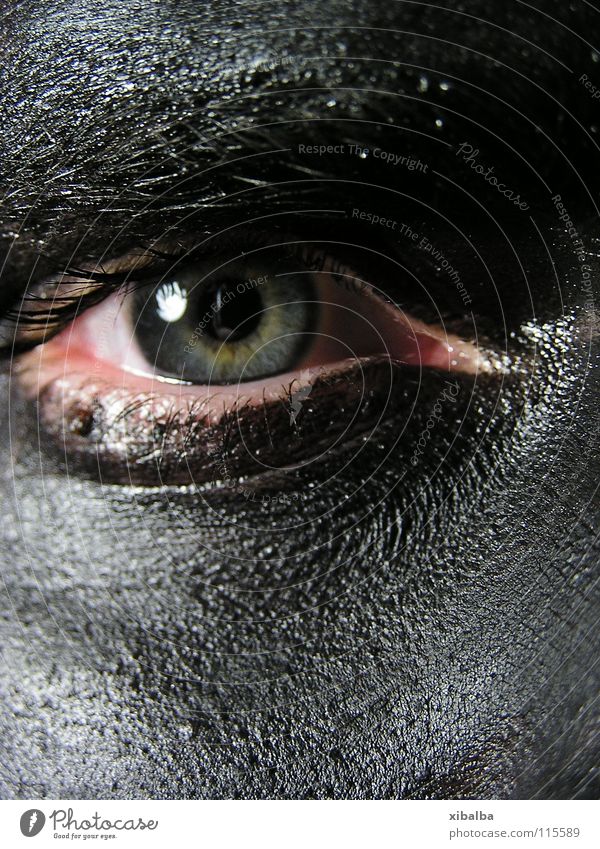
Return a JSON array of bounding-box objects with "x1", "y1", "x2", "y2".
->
[{"x1": 0, "y1": 0, "x2": 599, "y2": 799}]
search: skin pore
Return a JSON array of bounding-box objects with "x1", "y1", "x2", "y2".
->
[{"x1": 0, "y1": 0, "x2": 599, "y2": 799}]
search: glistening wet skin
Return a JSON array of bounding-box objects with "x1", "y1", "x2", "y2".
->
[{"x1": 0, "y1": 0, "x2": 599, "y2": 804}]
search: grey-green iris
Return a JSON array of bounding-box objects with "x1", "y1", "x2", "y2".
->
[{"x1": 133, "y1": 264, "x2": 315, "y2": 384}]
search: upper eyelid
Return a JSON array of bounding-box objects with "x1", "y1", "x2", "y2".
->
[
  {"x1": 0, "y1": 240, "x2": 250, "y2": 354},
  {"x1": 0, "y1": 167, "x2": 432, "y2": 342},
  {"x1": 0, "y1": 238, "x2": 389, "y2": 358},
  {"x1": 0, "y1": 273, "x2": 128, "y2": 357}
]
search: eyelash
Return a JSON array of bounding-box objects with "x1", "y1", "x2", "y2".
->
[
  {"x1": 6, "y1": 219, "x2": 497, "y2": 488},
  {"x1": 2, "y1": 233, "x2": 391, "y2": 356}
]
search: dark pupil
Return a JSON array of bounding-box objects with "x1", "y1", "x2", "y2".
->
[{"x1": 197, "y1": 282, "x2": 263, "y2": 342}]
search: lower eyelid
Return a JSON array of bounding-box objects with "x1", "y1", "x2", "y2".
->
[
  {"x1": 28, "y1": 355, "x2": 419, "y2": 486},
  {"x1": 19, "y1": 335, "x2": 368, "y2": 415},
  {"x1": 15, "y1": 295, "x2": 488, "y2": 405},
  {"x1": 12, "y1": 261, "x2": 501, "y2": 486}
]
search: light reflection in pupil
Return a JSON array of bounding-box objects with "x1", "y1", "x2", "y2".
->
[{"x1": 155, "y1": 280, "x2": 187, "y2": 323}]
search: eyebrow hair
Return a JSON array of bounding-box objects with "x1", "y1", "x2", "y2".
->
[{"x1": 1, "y1": 0, "x2": 598, "y2": 317}]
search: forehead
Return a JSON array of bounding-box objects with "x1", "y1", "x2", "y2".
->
[
  {"x1": 2, "y1": 0, "x2": 591, "y2": 118},
  {"x1": 0, "y1": 1, "x2": 597, "y2": 290}
]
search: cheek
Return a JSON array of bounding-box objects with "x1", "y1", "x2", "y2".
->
[{"x1": 2, "y1": 354, "x2": 596, "y2": 799}]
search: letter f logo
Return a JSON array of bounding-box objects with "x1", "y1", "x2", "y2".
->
[
  {"x1": 20, "y1": 810, "x2": 46, "y2": 837},
  {"x1": 289, "y1": 371, "x2": 313, "y2": 426}
]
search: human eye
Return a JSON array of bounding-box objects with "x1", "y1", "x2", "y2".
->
[{"x1": 4, "y1": 223, "x2": 493, "y2": 487}]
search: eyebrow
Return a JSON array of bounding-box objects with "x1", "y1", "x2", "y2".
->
[{"x1": 1, "y1": 1, "x2": 598, "y2": 314}]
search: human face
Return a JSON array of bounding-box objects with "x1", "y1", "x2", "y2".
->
[{"x1": 0, "y1": 0, "x2": 598, "y2": 799}]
